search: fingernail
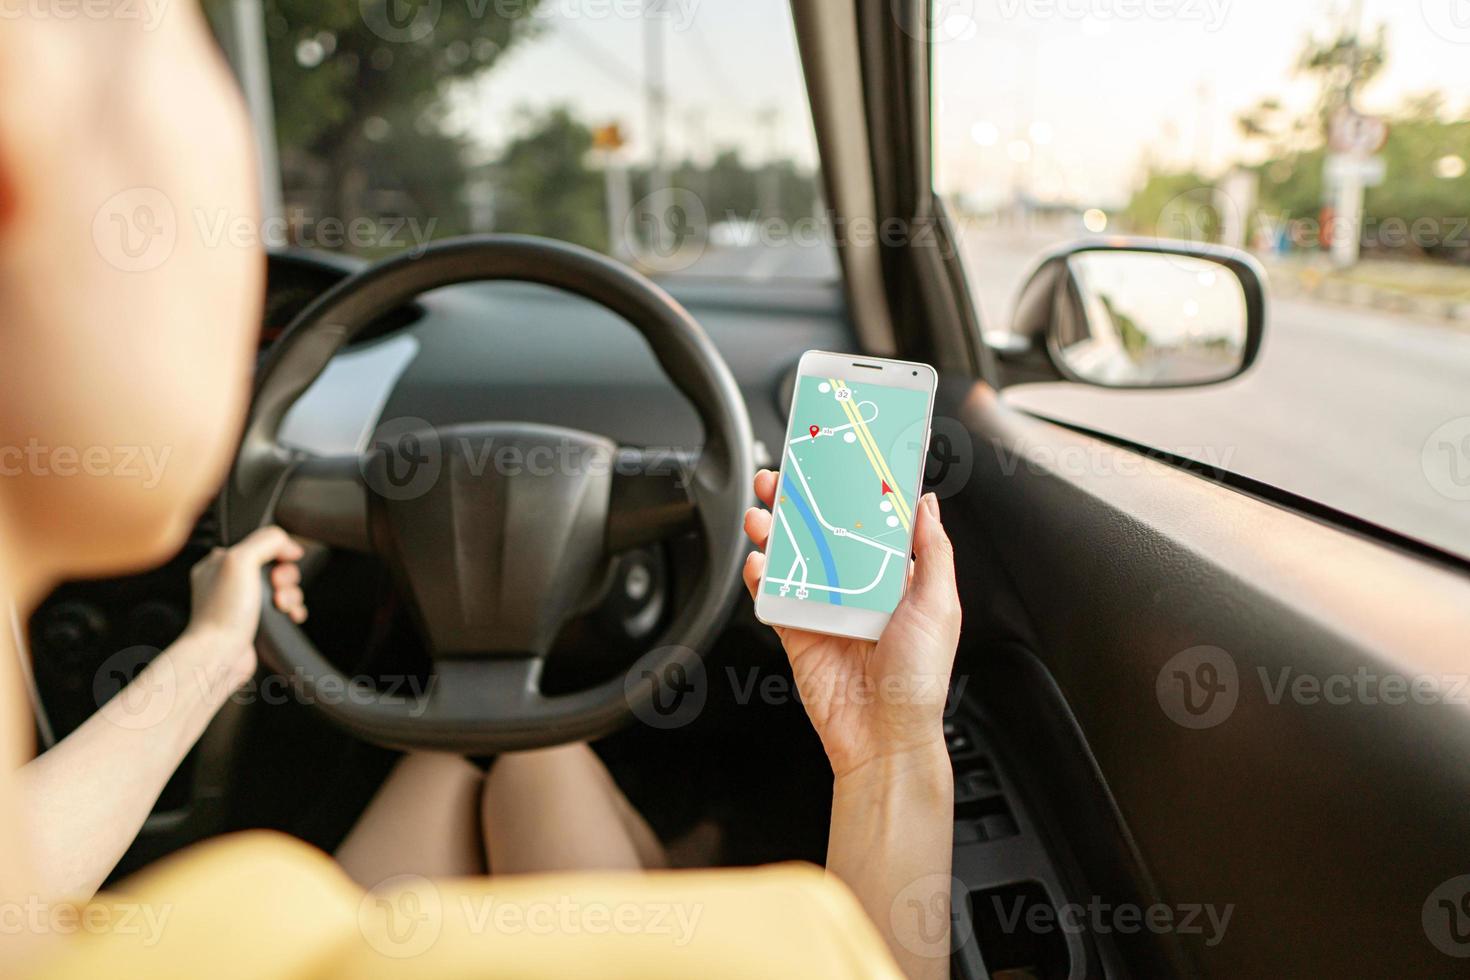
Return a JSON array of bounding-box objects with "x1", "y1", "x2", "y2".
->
[{"x1": 923, "y1": 492, "x2": 939, "y2": 516}]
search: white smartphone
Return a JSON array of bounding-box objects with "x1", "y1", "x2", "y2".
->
[{"x1": 754, "y1": 350, "x2": 938, "y2": 641}]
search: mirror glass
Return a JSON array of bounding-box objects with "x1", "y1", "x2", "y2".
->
[{"x1": 1054, "y1": 251, "x2": 1249, "y2": 386}]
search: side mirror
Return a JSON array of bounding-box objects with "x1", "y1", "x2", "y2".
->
[{"x1": 989, "y1": 239, "x2": 1267, "y2": 389}]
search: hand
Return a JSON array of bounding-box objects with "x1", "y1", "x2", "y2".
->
[
  {"x1": 742, "y1": 469, "x2": 962, "y2": 780},
  {"x1": 185, "y1": 526, "x2": 306, "y2": 684}
]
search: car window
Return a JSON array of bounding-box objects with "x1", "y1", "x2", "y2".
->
[
  {"x1": 933, "y1": 0, "x2": 1470, "y2": 560},
  {"x1": 204, "y1": 0, "x2": 834, "y2": 281}
]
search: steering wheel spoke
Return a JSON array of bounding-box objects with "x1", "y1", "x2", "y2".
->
[
  {"x1": 607, "y1": 447, "x2": 698, "y2": 551},
  {"x1": 274, "y1": 454, "x2": 373, "y2": 553}
]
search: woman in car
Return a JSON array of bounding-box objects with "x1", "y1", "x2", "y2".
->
[{"x1": 0, "y1": 5, "x2": 960, "y2": 979}]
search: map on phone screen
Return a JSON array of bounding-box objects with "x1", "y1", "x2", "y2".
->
[{"x1": 764, "y1": 375, "x2": 930, "y2": 612}]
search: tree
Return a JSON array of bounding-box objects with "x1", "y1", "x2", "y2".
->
[
  {"x1": 489, "y1": 107, "x2": 606, "y2": 250},
  {"x1": 206, "y1": 0, "x2": 544, "y2": 245},
  {"x1": 1296, "y1": 23, "x2": 1387, "y2": 133}
]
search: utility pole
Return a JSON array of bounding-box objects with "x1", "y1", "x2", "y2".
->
[
  {"x1": 644, "y1": 2, "x2": 669, "y2": 252},
  {"x1": 1330, "y1": 0, "x2": 1368, "y2": 268}
]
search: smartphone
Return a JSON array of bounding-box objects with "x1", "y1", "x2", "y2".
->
[{"x1": 754, "y1": 350, "x2": 938, "y2": 641}]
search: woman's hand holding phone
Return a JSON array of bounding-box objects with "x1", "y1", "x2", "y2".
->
[{"x1": 742, "y1": 468, "x2": 961, "y2": 781}]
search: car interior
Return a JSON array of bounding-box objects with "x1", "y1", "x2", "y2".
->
[{"x1": 23, "y1": 1, "x2": 1470, "y2": 976}]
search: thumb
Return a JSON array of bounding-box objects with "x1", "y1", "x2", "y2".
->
[{"x1": 905, "y1": 493, "x2": 959, "y2": 626}]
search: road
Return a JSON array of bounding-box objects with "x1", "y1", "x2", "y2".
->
[{"x1": 683, "y1": 228, "x2": 1470, "y2": 559}]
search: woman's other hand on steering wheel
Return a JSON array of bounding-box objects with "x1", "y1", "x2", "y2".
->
[
  {"x1": 185, "y1": 526, "x2": 307, "y2": 688},
  {"x1": 741, "y1": 469, "x2": 962, "y2": 782}
]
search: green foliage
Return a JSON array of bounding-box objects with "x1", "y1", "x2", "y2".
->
[
  {"x1": 1365, "y1": 117, "x2": 1470, "y2": 257},
  {"x1": 1121, "y1": 171, "x2": 1215, "y2": 237},
  {"x1": 206, "y1": 0, "x2": 543, "y2": 242},
  {"x1": 491, "y1": 107, "x2": 607, "y2": 250}
]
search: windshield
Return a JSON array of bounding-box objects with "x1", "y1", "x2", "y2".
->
[{"x1": 205, "y1": 0, "x2": 834, "y2": 280}]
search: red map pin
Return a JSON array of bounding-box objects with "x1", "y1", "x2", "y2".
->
[{"x1": 809, "y1": 425, "x2": 820, "y2": 438}]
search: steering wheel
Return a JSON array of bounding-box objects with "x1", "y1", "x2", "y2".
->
[{"x1": 222, "y1": 235, "x2": 753, "y2": 753}]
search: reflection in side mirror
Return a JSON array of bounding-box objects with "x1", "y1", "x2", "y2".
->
[
  {"x1": 995, "y1": 239, "x2": 1267, "y2": 391},
  {"x1": 1055, "y1": 251, "x2": 1249, "y2": 387}
]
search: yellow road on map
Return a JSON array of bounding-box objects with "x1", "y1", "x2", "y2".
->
[{"x1": 830, "y1": 377, "x2": 913, "y2": 532}]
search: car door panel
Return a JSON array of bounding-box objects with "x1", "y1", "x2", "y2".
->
[{"x1": 942, "y1": 380, "x2": 1470, "y2": 976}]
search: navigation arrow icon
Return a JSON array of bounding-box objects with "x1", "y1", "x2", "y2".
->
[{"x1": 881, "y1": 480, "x2": 892, "y2": 495}]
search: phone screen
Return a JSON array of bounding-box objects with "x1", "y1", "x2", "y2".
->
[{"x1": 763, "y1": 374, "x2": 931, "y2": 613}]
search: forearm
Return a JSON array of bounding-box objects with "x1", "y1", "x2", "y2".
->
[
  {"x1": 18, "y1": 630, "x2": 240, "y2": 901},
  {"x1": 827, "y1": 744, "x2": 954, "y2": 980}
]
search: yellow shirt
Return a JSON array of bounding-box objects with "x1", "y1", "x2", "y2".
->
[{"x1": 29, "y1": 832, "x2": 905, "y2": 979}]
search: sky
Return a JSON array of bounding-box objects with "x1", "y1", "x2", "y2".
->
[
  {"x1": 445, "y1": 0, "x2": 821, "y2": 168},
  {"x1": 436, "y1": 0, "x2": 1470, "y2": 208},
  {"x1": 934, "y1": 0, "x2": 1470, "y2": 208}
]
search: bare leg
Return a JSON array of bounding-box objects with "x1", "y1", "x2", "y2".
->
[
  {"x1": 335, "y1": 751, "x2": 486, "y2": 887},
  {"x1": 482, "y1": 742, "x2": 667, "y2": 874}
]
